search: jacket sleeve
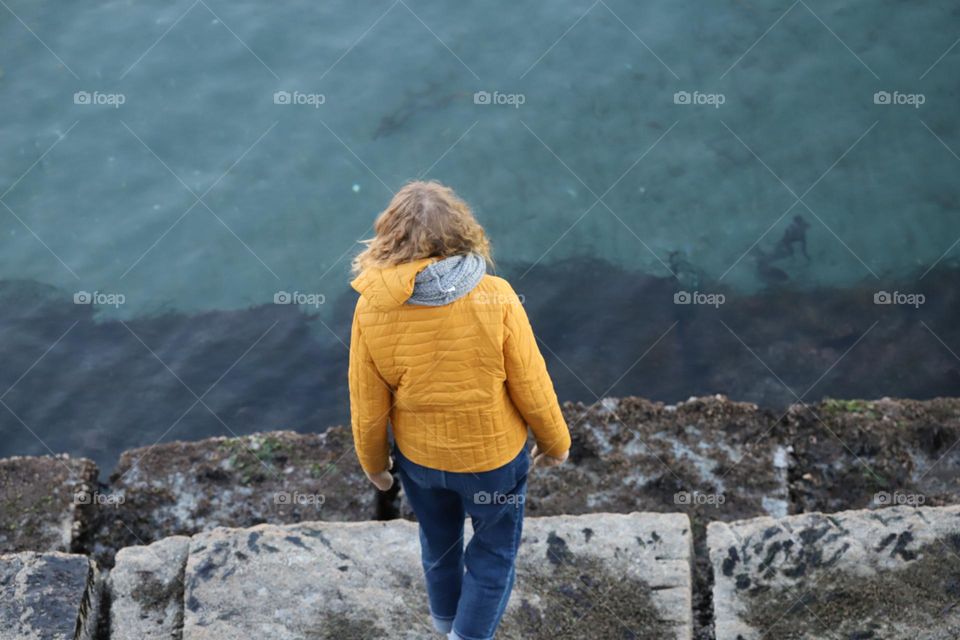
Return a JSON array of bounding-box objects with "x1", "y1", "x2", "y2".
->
[
  {"x1": 348, "y1": 304, "x2": 392, "y2": 474},
  {"x1": 502, "y1": 287, "x2": 571, "y2": 457}
]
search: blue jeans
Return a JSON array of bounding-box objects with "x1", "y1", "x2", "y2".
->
[{"x1": 394, "y1": 444, "x2": 530, "y2": 640}]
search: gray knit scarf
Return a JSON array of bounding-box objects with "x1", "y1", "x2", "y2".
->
[{"x1": 407, "y1": 253, "x2": 486, "y2": 306}]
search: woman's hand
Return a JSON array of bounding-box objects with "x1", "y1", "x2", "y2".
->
[
  {"x1": 531, "y1": 444, "x2": 569, "y2": 468},
  {"x1": 365, "y1": 456, "x2": 395, "y2": 491}
]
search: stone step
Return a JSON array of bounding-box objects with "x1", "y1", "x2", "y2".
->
[
  {"x1": 708, "y1": 504, "x2": 960, "y2": 639},
  {"x1": 7, "y1": 505, "x2": 960, "y2": 639},
  {"x1": 0, "y1": 551, "x2": 101, "y2": 640},
  {"x1": 108, "y1": 535, "x2": 190, "y2": 639},
  {"x1": 112, "y1": 512, "x2": 694, "y2": 640}
]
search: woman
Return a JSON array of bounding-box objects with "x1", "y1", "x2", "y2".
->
[{"x1": 348, "y1": 180, "x2": 570, "y2": 640}]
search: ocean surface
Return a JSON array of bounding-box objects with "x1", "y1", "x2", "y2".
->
[{"x1": 1, "y1": 0, "x2": 959, "y2": 470}]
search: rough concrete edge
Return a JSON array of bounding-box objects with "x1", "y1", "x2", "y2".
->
[
  {"x1": 77, "y1": 556, "x2": 103, "y2": 640},
  {"x1": 705, "y1": 519, "x2": 743, "y2": 640},
  {"x1": 707, "y1": 504, "x2": 960, "y2": 542},
  {"x1": 71, "y1": 458, "x2": 100, "y2": 555},
  {"x1": 187, "y1": 516, "x2": 419, "y2": 545},
  {"x1": 186, "y1": 510, "x2": 692, "y2": 549},
  {"x1": 114, "y1": 431, "x2": 293, "y2": 464},
  {"x1": 109, "y1": 428, "x2": 349, "y2": 478},
  {"x1": 684, "y1": 513, "x2": 696, "y2": 640}
]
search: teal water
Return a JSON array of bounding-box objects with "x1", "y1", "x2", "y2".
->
[{"x1": 2, "y1": 0, "x2": 959, "y2": 469}]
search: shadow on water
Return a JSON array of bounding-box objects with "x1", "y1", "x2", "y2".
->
[
  {"x1": 2, "y1": 257, "x2": 959, "y2": 471},
  {"x1": 0, "y1": 279, "x2": 354, "y2": 472},
  {"x1": 512, "y1": 257, "x2": 960, "y2": 409}
]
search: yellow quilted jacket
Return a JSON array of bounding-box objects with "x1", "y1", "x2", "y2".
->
[{"x1": 349, "y1": 257, "x2": 571, "y2": 474}]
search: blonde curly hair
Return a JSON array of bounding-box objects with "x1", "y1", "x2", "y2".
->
[{"x1": 351, "y1": 180, "x2": 493, "y2": 275}]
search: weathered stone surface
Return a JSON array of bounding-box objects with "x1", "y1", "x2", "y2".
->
[
  {"x1": 785, "y1": 397, "x2": 960, "y2": 513},
  {"x1": 0, "y1": 551, "x2": 101, "y2": 640},
  {"x1": 94, "y1": 428, "x2": 370, "y2": 566},
  {"x1": 524, "y1": 396, "x2": 788, "y2": 522},
  {"x1": 182, "y1": 512, "x2": 693, "y2": 639},
  {"x1": 0, "y1": 454, "x2": 98, "y2": 554},
  {"x1": 513, "y1": 395, "x2": 786, "y2": 640},
  {"x1": 109, "y1": 535, "x2": 190, "y2": 640},
  {"x1": 499, "y1": 512, "x2": 693, "y2": 639},
  {"x1": 709, "y1": 505, "x2": 960, "y2": 639},
  {"x1": 3, "y1": 396, "x2": 959, "y2": 639}
]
